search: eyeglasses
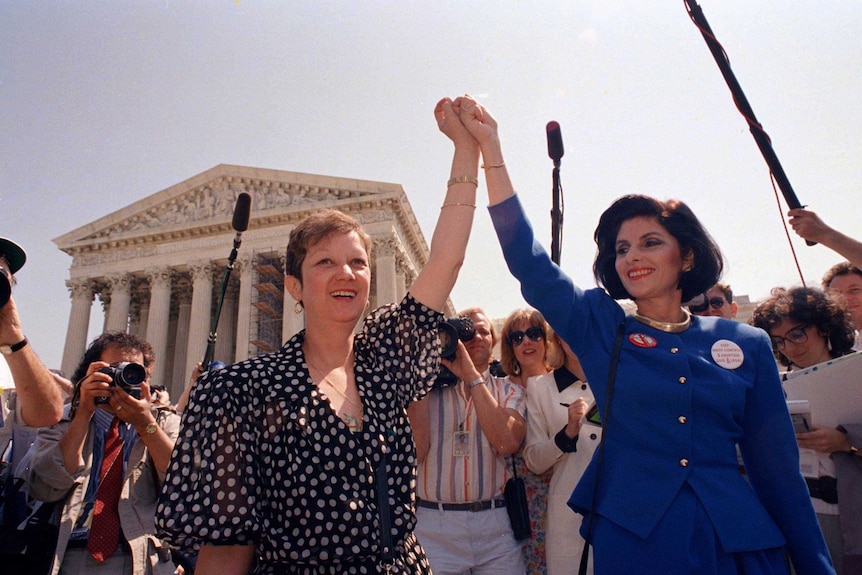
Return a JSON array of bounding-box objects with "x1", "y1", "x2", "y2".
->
[
  {"x1": 508, "y1": 326, "x2": 545, "y2": 346},
  {"x1": 689, "y1": 296, "x2": 727, "y2": 314},
  {"x1": 706, "y1": 297, "x2": 726, "y2": 309},
  {"x1": 769, "y1": 325, "x2": 809, "y2": 351}
]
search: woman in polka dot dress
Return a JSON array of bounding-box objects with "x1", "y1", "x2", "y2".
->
[{"x1": 156, "y1": 96, "x2": 480, "y2": 575}]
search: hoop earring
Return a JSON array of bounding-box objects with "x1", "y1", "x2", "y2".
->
[{"x1": 294, "y1": 300, "x2": 304, "y2": 314}]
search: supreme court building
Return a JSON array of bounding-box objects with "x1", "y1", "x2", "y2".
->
[{"x1": 53, "y1": 165, "x2": 447, "y2": 399}]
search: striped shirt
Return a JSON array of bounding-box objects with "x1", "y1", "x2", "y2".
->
[{"x1": 416, "y1": 371, "x2": 526, "y2": 503}]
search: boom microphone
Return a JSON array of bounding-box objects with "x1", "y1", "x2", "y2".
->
[
  {"x1": 232, "y1": 192, "x2": 251, "y2": 232},
  {"x1": 202, "y1": 192, "x2": 252, "y2": 372},
  {"x1": 546, "y1": 121, "x2": 564, "y2": 165}
]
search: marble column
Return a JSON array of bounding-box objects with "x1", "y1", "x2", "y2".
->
[
  {"x1": 234, "y1": 255, "x2": 253, "y2": 362},
  {"x1": 186, "y1": 261, "x2": 213, "y2": 379},
  {"x1": 104, "y1": 273, "x2": 132, "y2": 332},
  {"x1": 145, "y1": 268, "x2": 172, "y2": 387},
  {"x1": 61, "y1": 279, "x2": 94, "y2": 376},
  {"x1": 135, "y1": 302, "x2": 150, "y2": 338},
  {"x1": 214, "y1": 281, "x2": 238, "y2": 365},
  {"x1": 170, "y1": 289, "x2": 192, "y2": 398},
  {"x1": 374, "y1": 235, "x2": 398, "y2": 307}
]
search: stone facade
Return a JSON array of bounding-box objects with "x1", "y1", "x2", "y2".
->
[{"x1": 54, "y1": 165, "x2": 448, "y2": 399}]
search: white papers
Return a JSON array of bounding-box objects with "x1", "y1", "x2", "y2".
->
[{"x1": 783, "y1": 351, "x2": 862, "y2": 480}]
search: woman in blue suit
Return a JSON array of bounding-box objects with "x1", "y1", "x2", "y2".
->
[{"x1": 449, "y1": 94, "x2": 835, "y2": 575}]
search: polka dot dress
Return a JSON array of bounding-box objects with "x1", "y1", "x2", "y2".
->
[{"x1": 157, "y1": 295, "x2": 441, "y2": 574}]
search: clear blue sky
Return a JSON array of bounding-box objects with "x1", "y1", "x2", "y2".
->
[{"x1": 2, "y1": 1, "x2": 860, "y2": 372}]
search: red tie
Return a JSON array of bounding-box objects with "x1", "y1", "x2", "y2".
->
[{"x1": 88, "y1": 417, "x2": 123, "y2": 562}]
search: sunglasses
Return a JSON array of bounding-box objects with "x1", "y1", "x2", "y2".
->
[
  {"x1": 769, "y1": 325, "x2": 809, "y2": 351},
  {"x1": 508, "y1": 326, "x2": 545, "y2": 346},
  {"x1": 689, "y1": 296, "x2": 727, "y2": 314}
]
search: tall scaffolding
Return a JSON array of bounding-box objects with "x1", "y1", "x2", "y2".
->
[{"x1": 250, "y1": 251, "x2": 284, "y2": 354}]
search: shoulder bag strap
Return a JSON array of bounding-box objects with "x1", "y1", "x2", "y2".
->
[
  {"x1": 579, "y1": 320, "x2": 626, "y2": 575},
  {"x1": 376, "y1": 453, "x2": 395, "y2": 569}
]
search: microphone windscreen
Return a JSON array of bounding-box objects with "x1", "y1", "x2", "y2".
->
[
  {"x1": 546, "y1": 121, "x2": 564, "y2": 162},
  {"x1": 232, "y1": 193, "x2": 252, "y2": 232}
]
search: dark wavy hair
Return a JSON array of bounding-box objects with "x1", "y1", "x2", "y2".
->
[
  {"x1": 593, "y1": 195, "x2": 723, "y2": 303},
  {"x1": 71, "y1": 331, "x2": 155, "y2": 384},
  {"x1": 749, "y1": 286, "x2": 855, "y2": 367},
  {"x1": 285, "y1": 209, "x2": 372, "y2": 283},
  {"x1": 69, "y1": 331, "x2": 155, "y2": 419}
]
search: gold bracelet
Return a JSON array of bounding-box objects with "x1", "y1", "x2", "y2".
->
[
  {"x1": 447, "y1": 176, "x2": 479, "y2": 187},
  {"x1": 481, "y1": 160, "x2": 505, "y2": 169},
  {"x1": 440, "y1": 202, "x2": 476, "y2": 209}
]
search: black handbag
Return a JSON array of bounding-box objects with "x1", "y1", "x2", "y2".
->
[
  {"x1": 0, "y1": 476, "x2": 63, "y2": 575},
  {"x1": 504, "y1": 457, "x2": 532, "y2": 541}
]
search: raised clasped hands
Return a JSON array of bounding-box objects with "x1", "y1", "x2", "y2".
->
[{"x1": 435, "y1": 94, "x2": 499, "y2": 150}]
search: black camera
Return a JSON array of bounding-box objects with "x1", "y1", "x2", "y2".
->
[
  {"x1": 434, "y1": 316, "x2": 477, "y2": 389},
  {"x1": 0, "y1": 264, "x2": 11, "y2": 309},
  {"x1": 439, "y1": 316, "x2": 476, "y2": 360},
  {"x1": 95, "y1": 362, "x2": 147, "y2": 404}
]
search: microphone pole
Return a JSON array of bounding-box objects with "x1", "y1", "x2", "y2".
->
[
  {"x1": 684, "y1": 0, "x2": 814, "y2": 245},
  {"x1": 202, "y1": 192, "x2": 252, "y2": 371},
  {"x1": 547, "y1": 121, "x2": 565, "y2": 265}
]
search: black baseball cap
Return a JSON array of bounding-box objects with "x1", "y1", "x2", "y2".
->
[{"x1": 0, "y1": 238, "x2": 26, "y2": 274}]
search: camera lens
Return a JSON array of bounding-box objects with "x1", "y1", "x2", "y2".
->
[{"x1": 116, "y1": 362, "x2": 147, "y2": 386}]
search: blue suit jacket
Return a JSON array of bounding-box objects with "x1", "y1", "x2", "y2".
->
[{"x1": 489, "y1": 194, "x2": 834, "y2": 575}]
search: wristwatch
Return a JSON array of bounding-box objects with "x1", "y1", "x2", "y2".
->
[
  {"x1": 144, "y1": 422, "x2": 158, "y2": 435},
  {"x1": 0, "y1": 337, "x2": 28, "y2": 355}
]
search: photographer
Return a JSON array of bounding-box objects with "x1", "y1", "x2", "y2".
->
[
  {"x1": 0, "y1": 237, "x2": 64, "y2": 429},
  {"x1": 407, "y1": 307, "x2": 527, "y2": 575},
  {"x1": 23, "y1": 332, "x2": 179, "y2": 575}
]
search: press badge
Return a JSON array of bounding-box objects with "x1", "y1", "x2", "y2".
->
[{"x1": 453, "y1": 430, "x2": 471, "y2": 457}]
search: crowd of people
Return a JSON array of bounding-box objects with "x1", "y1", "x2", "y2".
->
[{"x1": 1, "y1": 96, "x2": 861, "y2": 575}]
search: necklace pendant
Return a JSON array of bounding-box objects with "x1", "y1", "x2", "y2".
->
[{"x1": 343, "y1": 412, "x2": 362, "y2": 432}]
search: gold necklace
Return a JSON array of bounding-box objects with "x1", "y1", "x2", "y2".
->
[
  {"x1": 306, "y1": 356, "x2": 364, "y2": 431},
  {"x1": 632, "y1": 308, "x2": 692, "y2": 333}
]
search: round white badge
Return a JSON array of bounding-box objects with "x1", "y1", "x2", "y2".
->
[{"x1": 711, "y1": 339, "x2": 744, "y2": 370}]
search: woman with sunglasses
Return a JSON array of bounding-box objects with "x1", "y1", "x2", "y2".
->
[
  {"x1": 499, "y1": 309, "x2": 561, "y2": 575},
  {"x1": 450, "y1": 94, "x2": 834, "y2": 575},
  {"x1": 751, "y1": 286, "x2": 860, "y2": 573}
]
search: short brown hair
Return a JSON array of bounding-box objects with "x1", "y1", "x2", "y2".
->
[
  {"x1": 822, "y1": 261, "x2": 862, "y2": 291},
  {"x1": 284, "y1": 209, "x2": 372, "y2": 282}
]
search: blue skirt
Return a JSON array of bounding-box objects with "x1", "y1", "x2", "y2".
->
[{"x1": 589, "y1": 485, "x2": 789, "y2": 575}]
